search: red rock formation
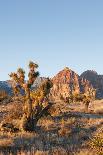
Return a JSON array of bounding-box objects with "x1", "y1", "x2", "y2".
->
[{"x1": 50, "y1": 67, "x2": 93, "y2": 99}]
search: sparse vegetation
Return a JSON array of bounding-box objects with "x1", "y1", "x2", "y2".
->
[
  {"x1": 1, "y1": 61, "x2": 53, "y2": 132},
  {"x1": 0, "y1": 90, "x2": 8, "y2": 102},
  {"x1": 64, "y1": 91, "x2": 95, "y2": 112},
  {"x1": 89, "y1": 132, "x2": 103, "y2": 155},
  {"x1": 0, "y1": 62, "x2": 102, "y2": 155}
]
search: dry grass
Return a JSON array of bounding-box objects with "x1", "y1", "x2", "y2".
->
[
  {"x1": 0, "y1": 138, "x2": 14, "y2": 147},
  {"x1": 51, "y1": 147, "x2": 68, "y2": 155},
  {"x1": 5, "y1": 101, "x2": 23, "y2": 121},
  {"x1": 38, "y1": 116, "x2": 54, "y2": 130},
  {"x1": 91, "y1": 100, "x2": 103, "y2": 114},
  {"x1": 0, "y1": 99, "x2": 103, "y2": 155},
  {"x1": 75, "y1": 150, "x2": 95, "y2": 155},
  {"x1": 35, "y1": 150, "x2": 49, "y2": 155},
  {"x1": 89, "y1": 132, "x2": 103, "y2": 155}
]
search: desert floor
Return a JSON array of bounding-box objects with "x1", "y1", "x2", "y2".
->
[{"x1": 0, "y1": 99, "x2": 103, "y2": 155}]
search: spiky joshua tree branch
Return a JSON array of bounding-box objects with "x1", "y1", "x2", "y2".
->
[{"x1": 9, "y1": 61, "x2": 52, "y2": 131}]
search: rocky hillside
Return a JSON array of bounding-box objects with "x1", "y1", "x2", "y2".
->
[
  {"x1": 0, "y1": 69, "x2": 103, "y2": 99},
  {"x1": 0, "y1": 81, "x2": 12, "y2": 95},
  {"x1": 80, "y1": 70, "x2": 103, "y2": 99},
  {"x1": 50, "y1": 67, "x2": 93, "y2": 99},
  {"x1": 0, "y1": 77, "x2": 46, "y2": 96}
]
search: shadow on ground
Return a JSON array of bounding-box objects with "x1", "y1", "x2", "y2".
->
[{"x1": 0, "y1": 111, "x2": 103, "y2": 155}]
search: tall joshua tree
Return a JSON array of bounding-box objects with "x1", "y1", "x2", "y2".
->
[{"x1": 9, "y1": 61, "x2": 52, "y2": 131}]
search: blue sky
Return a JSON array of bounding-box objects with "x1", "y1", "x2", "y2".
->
[{"x1": 0, "y1": 0, "x2": 103, "y2": 80}]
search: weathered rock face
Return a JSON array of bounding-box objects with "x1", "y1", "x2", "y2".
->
[
  {"x1": 79, "y1": 78, "x2": 93, "y2": 94},
  {"x1": 80, "y1": 70, "x2": 103, "y2": 99},
  {"x1": 1, "y1": 69, "x2": 103, "y2": 99},
  {"x1": 50, "y1": 67, "x2": 93, "y2": 100}
]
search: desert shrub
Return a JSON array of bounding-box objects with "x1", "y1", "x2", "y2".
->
[
  {"x1": 51, "y1": 147, "x2": 68, "y2": 155},
  {"x1": 0, "y1": 90, "x2": 8, "y2": 101},
  {"x1": 65, "y1": 93, "x2": 85, "y2": 104},
  {"x1": 89, "y1": 132, "x2": 103, "y2": 155},
  {"x1": 6, "y1": 102, "x2": 23, "y2": 120}
]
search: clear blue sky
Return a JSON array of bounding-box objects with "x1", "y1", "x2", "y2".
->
[{"x1": 0, "y1": 0, "x2": 103, "y2": 80}]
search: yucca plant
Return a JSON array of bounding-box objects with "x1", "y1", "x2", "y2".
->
[{"x1": 9, "y1": 61, "x2": 52, "y2": 131}]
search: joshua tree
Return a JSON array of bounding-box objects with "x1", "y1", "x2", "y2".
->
[
  {"x1": 9, "y1": 61, "x2": 52, "y2": 131},
  {"x1": 65, "y1": 89, "x2": 95, "y2": 112}
]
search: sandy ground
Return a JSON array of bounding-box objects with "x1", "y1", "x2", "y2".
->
[{"x1": 0, "y1": 99, "x2": 103, "y2": 155}]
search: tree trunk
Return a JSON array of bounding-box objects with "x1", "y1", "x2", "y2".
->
[
  {"x1": 26, "y1": 88, "x2": 32, "y2": 117},
  {"x1": 85, "y1": 102, "x2": 89, "y2": 112},
  {"x1": 21, "y1": 102, "x2": 53, "y2": 131},
  {"x1": 21, "y1": 88, "x2": 35, "y2": 131}
]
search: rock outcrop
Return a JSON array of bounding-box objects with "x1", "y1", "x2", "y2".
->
[
  {"x1": 80, "y1": 70, "x2": 103, "y2": 99},
  {"x1": 50, "y1": 67, "x2": 93, "y2": 100},
  {"x1": 0, "y1": 69, "x2": 103, "y2": 99}
]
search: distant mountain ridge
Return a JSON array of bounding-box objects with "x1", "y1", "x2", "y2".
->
[
  {"x1": 80, "y1": 70, "x2": 103, "y2": 99},
  {"x1": 0, "y1": 77, "x2": 46, "y2": 95},
  {"x1": 0, "y1": 69, "x2": 103, "y2": 99},
  {"x1": 0, "y1": 81, "x2": 12, "y2": 95}
]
